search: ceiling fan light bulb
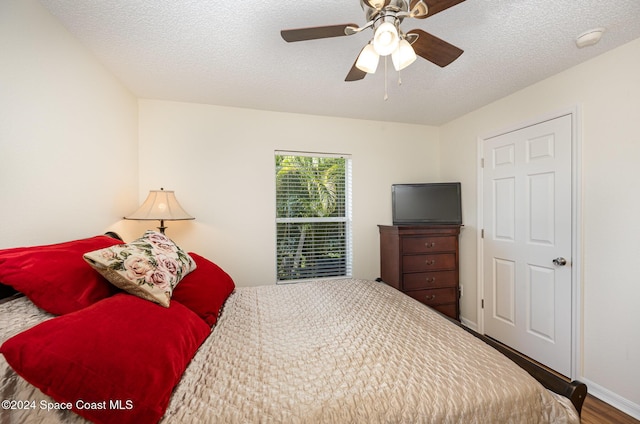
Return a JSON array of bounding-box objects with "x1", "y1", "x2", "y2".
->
[
  {"x1": 373, "y1": 21, "x2": 399, "y2": 56},
  {"x1": 392, "y1": 39, "x2": 416, "y2": 71},
  {"x1": 356, "y1": 44, "x2": 380, "y2": 73}
]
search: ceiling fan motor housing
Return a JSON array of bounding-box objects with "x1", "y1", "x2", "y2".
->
[{"x1": 361, "y1": 0, "x2": 408, "y2": 22}]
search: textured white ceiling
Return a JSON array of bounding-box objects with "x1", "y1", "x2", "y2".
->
[{"x1": 38, "y1": 0, "x2": 640, "y2": 125}]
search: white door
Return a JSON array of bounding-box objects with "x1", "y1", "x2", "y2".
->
[{"x1": 482, "y1": 114, "x2": 572, "y2": 376}]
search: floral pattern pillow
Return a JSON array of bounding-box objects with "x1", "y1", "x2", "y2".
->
[{"x1": 83, "y1": 231, "x2": 196, "y2": 307}]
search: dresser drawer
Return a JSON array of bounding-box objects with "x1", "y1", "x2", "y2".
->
[
  {"x1": 403, "y1": 270, "x2": 457, "y2": 291},
  {"x1": 379, "y1": 225, "x2": 461, "y2": 321},
  {"x1": 402, "y1": 253, "x2": 456, "y2": 272},
  {"x1": 406, "y1": 287, "x2": 457, "y2": 306},
  {"x1": 402, "y1": 236, "x2": 456, "y2": 254}
]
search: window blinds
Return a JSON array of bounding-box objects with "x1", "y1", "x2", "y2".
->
[{"x1": 275, "y1": 151, "x2": 352, "y2": 282}]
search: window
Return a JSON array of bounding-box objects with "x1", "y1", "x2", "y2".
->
[{"x1": 275, "y1": 151, "x2": 352, "y2": 282}]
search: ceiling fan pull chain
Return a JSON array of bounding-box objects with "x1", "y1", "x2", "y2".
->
[{"x1": 384, "y1": 56, "x2": 389, "y2": 101}]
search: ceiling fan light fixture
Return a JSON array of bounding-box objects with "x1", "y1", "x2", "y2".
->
[
  {"x1": 280, "y1": 0, "x2": 467, "y2": 84},
  {"x1": 392, "y1": 39, "x2": 417, "y2": 71},
  {"x1": 356, "y1": 43, "x2": 380, "y2": 73},
  {"x1": 373, "y1": 21, "x2": 399, "y2": 56}
]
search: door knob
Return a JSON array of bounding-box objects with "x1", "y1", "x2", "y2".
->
[{"x1": 553, "y1": 257, "x2": 567, "y2": 266}]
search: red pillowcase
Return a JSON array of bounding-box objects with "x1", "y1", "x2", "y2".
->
[
  {"x1": 0, "y1": 236, "x2": 123, "y2": 314},
  {"x1": 0, "y1": 294, "x2": 211, "y2": 424},
  {"x1": 172, "y1": 252, "x2": 235, "y2": 326}
]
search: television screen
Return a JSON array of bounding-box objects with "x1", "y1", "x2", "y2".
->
[{"x1": 392, "y1": 182, "x2": 462, "y2": 225}]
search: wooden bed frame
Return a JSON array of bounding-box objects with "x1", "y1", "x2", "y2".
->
[
  {"x1": 449, "y1": 319, "x2": 587, "y2": 415},
  {"x1": 370, "y1": 273, "x2": 587, "y2": 415},
  {"x1": 0, "y1": 231, "x2": 586, "y2": 416}
]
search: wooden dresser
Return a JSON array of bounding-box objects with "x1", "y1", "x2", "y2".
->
[{"x1": 378, "y1": 225, "x2": 461, "y2": 320}]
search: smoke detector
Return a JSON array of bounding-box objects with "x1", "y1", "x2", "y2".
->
[{"x1": 576, "y1": 28, "x2": 605, "y2": 48}]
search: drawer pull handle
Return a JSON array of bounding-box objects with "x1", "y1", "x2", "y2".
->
[
  {"x1": 425, "y1": 242, "x2": 436, "y2": 248},
  {"x1": 425, "y1": 294, "x2": 436, "y2": 301},
  {"x1": 426, "y1": 277, "x2": 436, "y2": 283},
  {"x1": 425, "y1": 260, "x2": 436, "y2": 265}
]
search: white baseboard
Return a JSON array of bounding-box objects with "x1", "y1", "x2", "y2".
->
[
  {"x1": 460, "y1": 316, "x2": 477, "y2": 331},
  {"x1": 580, "y1": 377, "x2": 640, "y2": 420}
]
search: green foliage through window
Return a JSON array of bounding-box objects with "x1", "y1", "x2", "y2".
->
[{"x1": 275, "y1": 153, "x2": 352, "y2": 282}]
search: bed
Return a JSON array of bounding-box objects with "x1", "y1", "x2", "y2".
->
[{"x1": 0, "y1": 233, "x2": 586, "y2": 423}]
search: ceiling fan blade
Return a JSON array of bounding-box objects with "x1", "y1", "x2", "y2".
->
[
  {"x1": 281, "y1": 24, "x2": 359, "y2": 42},
  {"x1": 409, "y1": 0, "x2": 429, "y2": 18},
  {"x1": 408, "y1": 29, "x2": 463, "y2": 67},
  {"x1": 415, "y1": 0, "x2": 466, "y2": 19},
  {"x1": 363, "y1": 0, "x2": 391, "y2": 10},
  {"x1": 345, "y1": 47, "x2": 368, "y2": 82}
]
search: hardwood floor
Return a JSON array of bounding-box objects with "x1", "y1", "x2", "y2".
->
[{"x1": 581, "y1": 395, "x2": 640, "y2": 424}]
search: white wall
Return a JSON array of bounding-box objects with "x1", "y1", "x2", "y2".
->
[
  {"x1": 0, "y1": 0, "x2": 139, "y2": 248},
  {"x1": 440, "y1": 37, "x2": 640, "y2": 416},
  {"x1": 137, "y1": 100, "x2": 440, "y2": 286},
  {"x1": 4, "y1": 0, "x2": 639, "y2": 416}
]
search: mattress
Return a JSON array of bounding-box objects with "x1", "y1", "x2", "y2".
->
[{"x1": 1, "y1": 279, "x2": 579, "y2": 423}]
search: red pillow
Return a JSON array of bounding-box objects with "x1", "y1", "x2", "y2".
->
[
  {"x1": 0, "y1": 236, "x2": 123, "y2": 314},
  {"x1": 172, "y1": 252, "x2": 235, "y2": 326},
  {"x1": 0, "y1": 294, "x2": 210, "y2": 424}
]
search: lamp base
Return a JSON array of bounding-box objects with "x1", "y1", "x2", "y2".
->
[{"x1": 157, "y1": 219, "x2": 167, "y2": 234}]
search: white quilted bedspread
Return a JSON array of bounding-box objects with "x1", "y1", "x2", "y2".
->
[
  {"x1": 163, "y1": 279, "x2": 578, "y2": 423},
  {"x1": 1, "y1": 279, "x2": 579, "y2": 423}
]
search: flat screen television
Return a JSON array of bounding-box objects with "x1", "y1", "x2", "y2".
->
[{"x1": 392, "y1": 182, "x2": 462, "y2": 225}]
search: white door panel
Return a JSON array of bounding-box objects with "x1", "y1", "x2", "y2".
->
[
  {"x1": 483, "y1": 114, "x2": 572, "y2": 376},
  {"x1": 494, "y1": 258, "x2": 516, "y2": 324}
]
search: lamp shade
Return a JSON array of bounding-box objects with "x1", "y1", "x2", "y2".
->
[
  {"x1": 373, "y1": 21, "x2": 399, "y2": 56},
  {"x1": 125, "y1": 189, "x2": 194, "y2": 221},
  {"x1": 355, "y1": 43, "x2": 380, "y2": 73},
  {"x1": 392, "y1": 39, "x2": 417, "y2": 71}
]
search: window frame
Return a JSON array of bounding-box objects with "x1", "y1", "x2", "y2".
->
[{"x1": 274, "y1": 150, "x2": 353, "y2": 284}]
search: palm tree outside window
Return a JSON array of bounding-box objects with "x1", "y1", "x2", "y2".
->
[{"x1": 275, "y1": 151, "x2": 352, "y2": 282}]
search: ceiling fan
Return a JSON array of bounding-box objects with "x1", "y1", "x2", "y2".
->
[{"x1": 281, "y1": 0, "x2": 466, "y2": 82}]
